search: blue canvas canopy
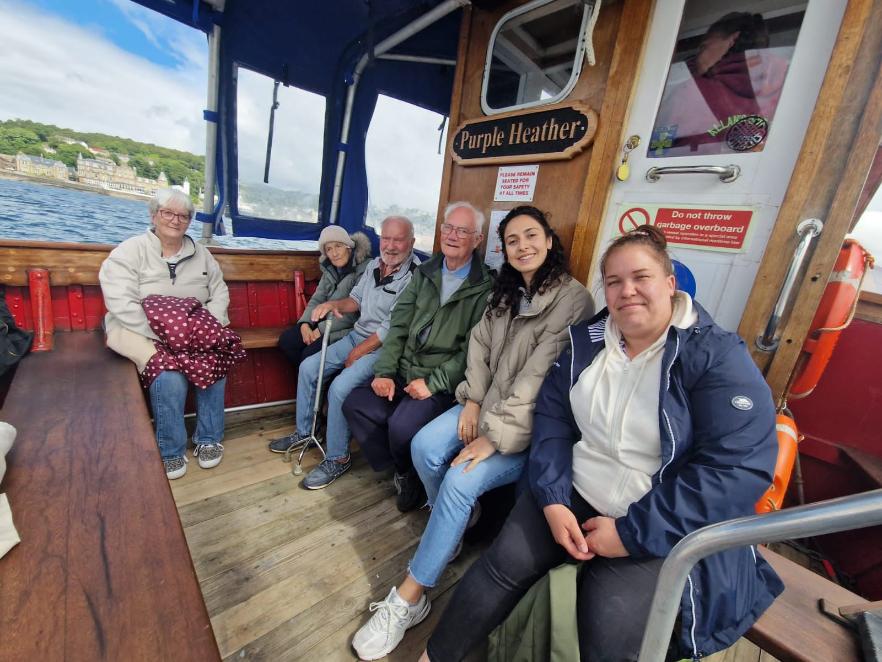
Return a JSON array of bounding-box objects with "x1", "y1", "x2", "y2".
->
[{"x1": 131, "y1": 0, "x2": 464, "y2": 241}]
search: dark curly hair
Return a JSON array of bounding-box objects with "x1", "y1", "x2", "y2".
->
[{"x1": 487, "y1": 206, "x2": 568, "y2": 318}]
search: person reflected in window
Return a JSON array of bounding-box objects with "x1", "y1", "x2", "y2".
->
[{"x1": 651, "y1": 12, "x2": 790, "y2": 157}]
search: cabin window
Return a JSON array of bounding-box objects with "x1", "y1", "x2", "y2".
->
[
  {"x1": 481, "y1": 0, "x2": 595, "y2": 115},
  {"x1": 647, "y1": 2, "x2": 807, "y2": 159},
  {"x1": 365, "y1": 95, "x2": 447, "y2": 253},
  {"x1": 852, "y1": 185, "x2": 882, "y2": 295},
  {"x1": 234, "y1": 66, "x2": 325, "y2": 222}
]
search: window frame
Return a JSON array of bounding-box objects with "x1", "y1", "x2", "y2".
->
[
  {"x1": 231, "y1": 62, "x2": 327, "y2": 228},
  {"x1": 480, "y1": 0, "x2": 593, "y2": 116}
]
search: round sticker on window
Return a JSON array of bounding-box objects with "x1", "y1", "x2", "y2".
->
[{"x1": 726, "y1": 115, "x2": 769, "y2": 152}]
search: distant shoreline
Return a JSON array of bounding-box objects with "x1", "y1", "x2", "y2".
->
[{"x1": 0, "y1": 170, "x2": 152, "y2": 203}]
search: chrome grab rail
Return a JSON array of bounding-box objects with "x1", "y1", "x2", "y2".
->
[
  {"x1": 756, "y1": 218, "x2": 824, "y2": 351},
  {"x1": 637, "y1": 489, "x2": 882, "y2": 662},
  {"x1": 645, "y1": 164, "x2": 741, "y2": 183}
]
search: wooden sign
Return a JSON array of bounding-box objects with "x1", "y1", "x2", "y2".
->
[{"x1": 450, "y1": 102, "x2": 598, "y2": 166}]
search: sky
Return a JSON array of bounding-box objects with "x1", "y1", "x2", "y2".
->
[{"x1": 0, "y1": 0, "x2": 445, "y2": 214}]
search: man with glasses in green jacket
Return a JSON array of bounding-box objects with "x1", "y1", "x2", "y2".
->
[{"x1": 343, "y1": 201, "x2": 494, "y2": 512}]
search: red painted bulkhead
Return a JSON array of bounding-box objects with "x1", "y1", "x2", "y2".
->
[
  {"x1": 788, "y1": 319, "x2": 882, "y2": 599},
  {"x1": 5, "y1": 278, "x2": 316, "y2": 408}
]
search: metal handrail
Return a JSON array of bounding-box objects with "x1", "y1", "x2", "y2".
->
[
  {"x1": 637, "y1": 489, "x2": 882, "y2": 662},
  {"x1": 645, "y1": 164, "x2": 741, "y2": 183},
  {"x1": 756, "y1": 218, "x2": 824, "y2": 351}
]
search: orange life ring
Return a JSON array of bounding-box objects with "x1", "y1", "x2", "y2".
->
[
  {"x1": 755, "y1": 413, "x2": 800, "y2": 514},
  {"x1": 788, "y1": 240, "x2": 874, "y2": 399}
]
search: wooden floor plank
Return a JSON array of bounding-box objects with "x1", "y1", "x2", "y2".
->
[
  {"x1": 171, "y1": 452, "x2": 304, "y2": 506},
  {"x1": 172, "y1": 420, "x2": 488, "y2": 661},
  {"x1": 183, "y1": 461, "x2": 397, "y2": 581},
  {"x1": 173, "y1": 435, "x2": 287, "y2": 485},
  {"x1": 209, "y1": 511, "x2": 422, "y2": 655}
]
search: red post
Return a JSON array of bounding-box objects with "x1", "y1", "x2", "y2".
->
[
  {"x1": 27, "y1": 269, "x2": 54, "y2": 351},
  {"x1": 293, "y1": 270, "x2": 308, "y2": 321}
]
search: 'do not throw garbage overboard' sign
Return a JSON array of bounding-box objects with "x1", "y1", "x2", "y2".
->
[
  {"x1": 616, "y1": 203, "x2": 754, "y2": 253},
  {"x1": 451, "y1": 102, "x2": 597, "y2": 166}
]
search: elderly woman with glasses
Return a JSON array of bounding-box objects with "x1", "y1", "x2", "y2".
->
[{"x1": 100, "y1": 187, "x2": 231, "y2": 480}]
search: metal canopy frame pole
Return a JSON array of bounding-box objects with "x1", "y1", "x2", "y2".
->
[
  {"x1": 327, "y1": 0, "x2": 470, "y2": 225},
  {"x1": 637, "y1": 489, "x2": 882, "y2": 662},
  {"x1": 376, "y1": 53, "x2": 457, "y2": 66},
  {"x1": 202, "y1": 24, "x2": 222, "y2": 241}
]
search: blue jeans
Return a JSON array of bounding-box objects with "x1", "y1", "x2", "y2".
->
[
  {"x1": 409, "y1": 405, "x2": 528, "y2": 587},
  {"x1": 296, "y1": 330, "x2": 379, "y2": 460},
  {"x1": 149, "y1": 371, "x2": 226, "y2": 460}
]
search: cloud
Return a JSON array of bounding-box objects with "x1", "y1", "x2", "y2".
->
[
  {"x1": 0, "y1": 0, "x2": 207, "y2": 153},
  {"x1": 366, "y1": 94, "x2": 446, "y2": 213},
  {"x1": 0, "y1": 1, "x2": 446, "y2": 217}
]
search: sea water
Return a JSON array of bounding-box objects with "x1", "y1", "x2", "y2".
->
[{"x1": 0, "y1": 178, "x2": 314, "y2": 250}]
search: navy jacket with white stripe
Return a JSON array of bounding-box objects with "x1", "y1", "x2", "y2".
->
[{"x1": 529, "y1": 301, "x2": 784, "y2": 658}]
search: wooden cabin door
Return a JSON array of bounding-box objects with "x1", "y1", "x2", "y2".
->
[{"x1": 587, "y1": 0, "x2": 848, "y2": 332}]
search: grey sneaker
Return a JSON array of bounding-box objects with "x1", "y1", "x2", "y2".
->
[
  {"x1": 302, "y1": 456, "x2": 351, "y2": 490},
  {"x1": 164, "y1": 455, "x2": 188, "y2": 480},
  {"x1": 268, "y1": 432, "x2": 309, "y2": 454},
  {"x1": 352, "y1": 587, "x2": 431, "y2": 660},
  {"x1": 194, "y1": 443, "x2": 224, "y2": 469}
]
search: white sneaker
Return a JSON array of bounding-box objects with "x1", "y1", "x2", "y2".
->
[
  {"x1": 193, "y1": 443, "x2": 224, "y2": 469},
  {"x1": 352, "y1": 587, "x2": 431, "y2": 660},
  {"x1": 163, "y1": 455, "x2": 188, "y2": 480}
]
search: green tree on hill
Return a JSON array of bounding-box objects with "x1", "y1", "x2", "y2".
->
[
  {"x1": 0, "y1": 126, "x2": 42, "y2": 155},
  {"x1": 0, "y1": 118, "x2": 206, "y2": 201}
]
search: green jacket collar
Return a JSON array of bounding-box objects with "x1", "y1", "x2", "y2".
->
[{"x1": 419, "y1": 251, "x2": 491, "y2": 288}]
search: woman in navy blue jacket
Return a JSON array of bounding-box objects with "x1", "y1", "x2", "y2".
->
[{"x1": 420, "y1": 225, "x2": 783, "y2": 661}]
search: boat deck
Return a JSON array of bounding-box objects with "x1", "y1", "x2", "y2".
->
[{"x1": 170, "y1": 419, "x2": 481, "y2": 661}]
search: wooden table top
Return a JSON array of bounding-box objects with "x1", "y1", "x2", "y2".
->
[{"x1": 0, "y1": 332, "x2": 219, "y2": 661}]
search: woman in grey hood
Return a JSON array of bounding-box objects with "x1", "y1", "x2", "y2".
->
[{"x1": 270, "y1": 226, "x2": 371, "y2": 452}]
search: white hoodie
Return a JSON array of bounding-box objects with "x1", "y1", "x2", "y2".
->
[{"x1": 570, "y1": 292, "x2": 697, "y2": 517}]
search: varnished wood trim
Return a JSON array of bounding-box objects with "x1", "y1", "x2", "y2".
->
[
  {"x1": 0, "y1": 332, "x2": 221, "y2": 660},
  {"x1": 857, "y1": 290, "x2": 882, "y2": 323},
  {"x1": 0, "y1": 240, "x2": 321, "y2": 286},
  {"x1": 569, "y1": 0, "x2": 655, "y2": 284},
  {"x1": 434, "y1": 5, "x2": 473, "y2": 253},
  {"x1": 737, "y1": 0, "x2": 882, "y2": 401}
]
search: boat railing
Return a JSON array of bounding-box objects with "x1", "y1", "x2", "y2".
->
[{"x1": 637, "y1": 488, "x2": 882, "y2": 662}]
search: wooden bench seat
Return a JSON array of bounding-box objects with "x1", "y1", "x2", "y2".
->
[
  {"x1": 748, "y1": 547, "x2": 863, "y2": 661},
  {"x1": 237, "y1": 325, "x2": 287, "y2": 350},
  {"x1": 0, "y1": 332, "x2": 219, "y2": 661}
]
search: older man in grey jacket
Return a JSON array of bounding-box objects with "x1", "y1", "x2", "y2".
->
[{"x1": 270, "y1": 216, "x2": 420, "y2": 491}]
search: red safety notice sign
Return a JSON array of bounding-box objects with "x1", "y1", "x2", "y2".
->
[
  {"x1": 654, "y1": 208, "x2": 752, "y2": 250},
  {"x1": 618, "y1": 207, "x2": 650, "y2": 234},
  {"x1": 615, "y1": 203, "x2": 754, "y2": 253}
]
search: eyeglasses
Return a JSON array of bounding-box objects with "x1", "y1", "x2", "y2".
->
[
  {"x1": 157, "y1": 208, "x2": 192, "y2": 223},
  {"x1": 440, "y1": 223, "x2": 477, "y2": 238}
]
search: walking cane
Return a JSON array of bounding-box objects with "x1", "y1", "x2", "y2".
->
[{"x1": 291, "y1": 313, "x2": 333, "y2": 475}]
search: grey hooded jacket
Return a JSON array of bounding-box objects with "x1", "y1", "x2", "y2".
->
[{"x1": 297, "y1": 231, "x2": 372, "y2": 344}]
